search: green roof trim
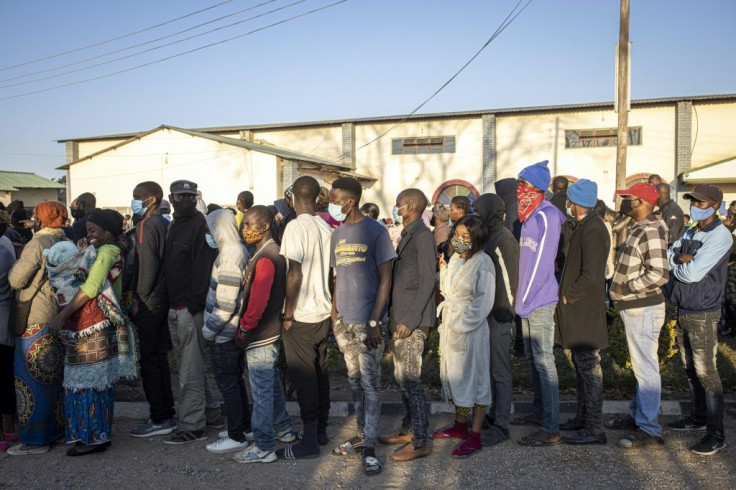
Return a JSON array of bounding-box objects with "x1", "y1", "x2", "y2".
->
[{"x1": 0, "y1": 171, "x2": 64, "y2": 191}]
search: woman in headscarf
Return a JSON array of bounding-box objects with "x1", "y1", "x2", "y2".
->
[
  {"x1": 49, "y1": 209, "x2": 138, "y2": 456},
  {"x1": 7, "y1": 201, "x2": 68, "y2": 456}
]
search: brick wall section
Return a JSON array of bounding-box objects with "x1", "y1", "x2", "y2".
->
[
  {"x1": 482, "y1": 114, "x2": 497, "y2": 192},
  {"x1": 675, "y1": 101, "x2": 692, "y2": 201},
  {"x1": 282, "y1": 159, "x2": 298, "y2": 188},
  {"x1": 341, "y1": 122, "x2": 356, "y2": 169}
]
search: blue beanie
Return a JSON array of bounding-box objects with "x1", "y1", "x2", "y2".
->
[
  {"x1": 518, "y1": 160, "x2": 551, "y2": 191},
  {"x1": 567, "y1": 179, "x2": 598, "y2": 208}
]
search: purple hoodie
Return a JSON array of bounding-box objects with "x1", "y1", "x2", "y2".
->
[{"x1": 515, "y1": 199, "x2": 566, "y2": 318}]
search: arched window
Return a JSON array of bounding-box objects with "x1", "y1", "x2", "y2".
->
[
  {"x1": 626, "y1": 173, "x2": 651, "y2": 186},
  {"x1": 431, "y1": 179, "x2": 480, "y2": 206}
]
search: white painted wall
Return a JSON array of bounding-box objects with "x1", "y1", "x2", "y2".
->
[
  {"x1": 10, "y1": 188, "x2": 61, "y2": 207},
  {"x1": 497, "y1": 106, "x2": 676, "y2": 205},
  {"x1": 77, "y1": 139, "x2": 128, "y2": 159},
  {"x1": 690, "y1": 102, "x2": 736, "y2": 168},
  {"x1": 68, "y1": 128, "x2": 279, "y2": 212},
  {"x1": 248, "y1": 126, "x2": 343, "y2": 160},
  {"x1": 354, "y1": 117, "x2": 483, "y2": 214}
]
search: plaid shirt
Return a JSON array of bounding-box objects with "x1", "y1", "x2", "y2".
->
[{"x1": 610, "y1": 214, "x2": 669, "y2": 311}]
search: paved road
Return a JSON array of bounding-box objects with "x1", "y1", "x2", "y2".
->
[{"x1": 3, "y1": 413, "x2": 735, "y2": 489}]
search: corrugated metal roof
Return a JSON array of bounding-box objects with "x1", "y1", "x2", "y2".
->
[
  {"x1": 57, "y1": 93, "x2": 736, "y2": 143},
  {"x1": 0, "y1": 171, "x2": 65, "y2": 191},
  {"x1": 57, "y1": 125, "x2": 361, "y2": 173}
]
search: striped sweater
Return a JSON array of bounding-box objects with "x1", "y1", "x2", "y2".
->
[{"x1": 203, "y1": 210, "x2": 249, "y2": 343}]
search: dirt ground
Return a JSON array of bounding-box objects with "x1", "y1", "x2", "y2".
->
[{"x1": 3, "y1": 413, "x2": 736, "y2": 489}]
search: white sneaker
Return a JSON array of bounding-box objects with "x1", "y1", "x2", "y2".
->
[
  {"x1": 276, "y1": 428, "x2": 297, "y2": 443},
  {"x1": 206, "y1": 437, "x2": 249, "y2": 454},
  {"x1": 232, "y1": 444, "x2": 276, "y2": 464},
  {"x1": 219, "y1": 430, "x2": 254, "y2": 442}
]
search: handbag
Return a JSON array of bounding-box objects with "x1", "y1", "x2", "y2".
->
[{"x1": 9, "y1": 273, "x2": 48, "y2": 336}]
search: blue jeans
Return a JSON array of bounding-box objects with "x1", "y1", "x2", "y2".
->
[
  {"x1": 620, "y1": 304, "x2": 665, "y2": 437},
  {"x1": 246, "y1": 342, "x2": 291, "y2": 452},
  {"x1": 677, "y1": 311, "x2": 725, "y2": 442},
  {"x1": 521, "y1": 305, "x2": 559, "y2": 433},
  {"x1": 209, "y1": 340, "x2": 251, "y2": 442}
]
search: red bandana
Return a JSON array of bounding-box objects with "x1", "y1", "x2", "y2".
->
[{"x1": 517, "y1": 183, "x2": 545, "y2": 223}]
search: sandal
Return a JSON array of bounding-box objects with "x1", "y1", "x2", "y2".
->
[
  {"x1": 517, "y1": 430, "x2": 561, "y2": 447},
  {"x1": 363, "y1": 454, "x2": 382, "y2": 475},
  {"x1": 67, "y1": 441, "x2": 111, "y2": 457},
  {"x1": 333, "y1": 435, "x2": 365, "y2": 456}
]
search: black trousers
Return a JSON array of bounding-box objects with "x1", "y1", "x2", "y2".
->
[
  {"x1": 282, "y1": 318, "x2": 331, "y2": 431},
  {"x1": 134, "y1": 305, "x2": 176, "y2": 423},
  {"x1": 0, "y1": 344, "x2": 14, "y2": 416}
]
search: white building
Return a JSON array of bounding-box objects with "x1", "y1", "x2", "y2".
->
[{"x1": 59, "y1": 93, "x2": 736, "y2": 215}]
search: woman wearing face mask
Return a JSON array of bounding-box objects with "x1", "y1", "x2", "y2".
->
[
  {"x1": 388, "y1": 203, "x2": 406, "y2": 250},
  {"x1": 48, "y1": 209, "x2": 138, "y2": 456},
  {"x1": 7, "y1": 202, "x2": 68, "y2": 456},
  {"x1": 433, "y1": 215, "x2": 495, "y2": 459}
]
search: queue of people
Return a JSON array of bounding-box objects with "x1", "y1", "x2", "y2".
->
[{"x1": 0, "y1": 161, "x2": 734, "y2": 474}]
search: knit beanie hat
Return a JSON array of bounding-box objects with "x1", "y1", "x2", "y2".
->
[
  {"x1": 518, "y1": 160, "x2": 551, "y2": 191},
  {"x1": 87, "y1": 209, "x2": 124, "y2": 237},
  {"x1": 567, "y1": 179, "x2": 598, "y2": 208}
]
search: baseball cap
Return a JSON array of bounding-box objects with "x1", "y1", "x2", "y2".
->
[
  {"x1": 683, "y1": 184, "x2": 723, "y2": 204},
  {"x1": 170, "y1": 180, "x2": 198, "y2": 195},
  {"x1": 615, "y1": 183, "x2": 659, "y2": 206}
]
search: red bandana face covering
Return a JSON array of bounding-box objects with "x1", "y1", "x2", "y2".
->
[{"x1": 517, "y1": 183, "x2": 545, "y2": 223}]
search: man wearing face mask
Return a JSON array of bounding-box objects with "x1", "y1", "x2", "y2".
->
[
  {"x1": 512, "y1": 160, "x2": 566, "y2": 448},
  {"x1": 70, "y1": 192, "x2": 97, "y2": 246},
  {"x1": 554, "y1": 179, "x2": 610, "y2": 446},
  {"x1": 664, "y1": 184, "x2": 731, "y2": 456},
  {"x1": 128, "y1": 182, "x2": 177, "y2": 438},
  {"x1": 162, "y1": 180, "x2": 220, "y2": 445},
  {"x1": 608, "y1": 183, "x2": 669, "y2": 450},
  {"x1": 655, "y1": 183, "x2": 685, "y2": 246},
  {"x1": 329, "y1": 177, "x2": 396, "y2": 475}
]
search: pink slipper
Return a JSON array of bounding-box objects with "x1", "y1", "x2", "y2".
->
[{"x1": 4, "y1": 432, "x2": 19, "y2": 443}]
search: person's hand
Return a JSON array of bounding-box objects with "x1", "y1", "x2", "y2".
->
[
  {"x1": 679, "y1": 253, "x2": 695, "y2": 263},
  {"x1": 563, "y1": 296, "x2": 568, "y2": 305},
  {"x1": 395, "y1": 323, "x2": 411, "y2": 340},
  {"x1": 48, "y1": 315, "x2": 63, "y2": 338},
  {"x1": 236, "y1": 327, "x2": 247, "y2": 347},
  {"x1": 282, "y1": 319, "x2": 293, "y2": 331},
  {"x1": 438, "y1": 254, "x2": 447, "y2": 271},
  {"x1": 76, "y1": 238, "x2": 88, "y2": 250},
  {"x1": 364, "y1": 323, "x2": 383, "y2": 349}
]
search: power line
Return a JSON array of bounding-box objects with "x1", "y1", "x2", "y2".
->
[
  {"x1": 0, "y1": 0, "x2": 346, "y2": 100},
  {"x1": 0, "y1": 0, "x2": 280, "y2": 84},
  {"x1": 0, "y1": 0, "x2": 305, "y2": 90},
  {"x1": 334, "y1": 0, "x2": 533, "y2": 162},
  {"x1": 0, "y1": 0, "x2": 235, "y2": 72}
]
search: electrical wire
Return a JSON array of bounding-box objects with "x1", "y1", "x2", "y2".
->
[
  {"x1": 0, "y1": 0, "x2": 305, "y2": 90},
  {"x1": 0, "y1": 0, "x2": 236, "y2": 72},
  {"x1": 0, "y1": 0, "x2": 283, "y2": 85},
  {"x1": 0, "y1": 0, "x2": 347, "y2": 101},
  {"x1": 332, "y1": 0, "x2": 533, "y2": 162}
]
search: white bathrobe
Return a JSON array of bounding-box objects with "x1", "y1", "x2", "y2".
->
[{"x1": 437, "y1": 251, "x2": 495, "y2": 407}]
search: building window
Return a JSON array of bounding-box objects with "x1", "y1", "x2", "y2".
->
[
  {"x1": 565, "y1": 127, "x2": 642, "y2": 148},
  {"x1": 431, "y1": 179, "x2": 479, "y2": 206},
  {"x1": 392, "y1": 136, "x2": 455, "y2": 155}
]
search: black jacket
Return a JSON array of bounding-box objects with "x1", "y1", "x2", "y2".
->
[
  {"x1": 163, "y1": 211, "x2": 217, "y2": 315},
  {"x1": 389, "y1": 218, "x2": 437, "y2": 331},
  {"x1": 554, "y1": 212, "x2": 610, "y2": 351},
  {"x1": 494, "y1": 178, "x2": 521, "y2": 241},
  {"x1": 657, "y1": 199, "x2": 685, "y2": 246},
  {"x1": 134, "y1": 214, "x2": 169, "y2": 314},
  {"x1": 475, "y1": 194, "x2": 519, "y2": 323},
  {"x1": 550, "y1": 191, "x2": 568, "y2": 217}
]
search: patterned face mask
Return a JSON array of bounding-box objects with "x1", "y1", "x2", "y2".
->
[
  {"x1": 242, "y1": 228, "x2": 263, "y2": 245},
  {"x1": 516, "y1": 182, "x2": 545, "y2": 223},
  {"x1": 450, "y1": 236, "x2": 471, "y2": 254}
]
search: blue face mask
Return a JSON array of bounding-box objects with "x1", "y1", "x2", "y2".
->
[
  {"x1": 205, "y1": 233, "x2": 217, "y2": 249},
  {"x1": 328, "y1": 203, "x2": 348, "y2": 222},
  {"x1": 392, "y1": 205, "x2": 404, "y2": 225},
  {"x1": 690, "y1": 204, "x2": 715, "y2": 222}
]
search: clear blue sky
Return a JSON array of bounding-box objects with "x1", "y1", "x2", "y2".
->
[{"x1": 1, "y1": 0, "x2": 734, "y2": 180}]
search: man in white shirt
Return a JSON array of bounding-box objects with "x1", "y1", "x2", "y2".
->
[{"x1": 276, "y1": 176, "x2": 334, "y2": 460}]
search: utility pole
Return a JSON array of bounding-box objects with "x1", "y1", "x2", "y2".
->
[{"x1": 615, "y1": 0, "x2": 630, "y2": 195}]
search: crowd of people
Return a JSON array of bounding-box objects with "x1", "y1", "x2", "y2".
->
[{"x1": 0, "y1": 160, "x2": 734, "y2": 475}]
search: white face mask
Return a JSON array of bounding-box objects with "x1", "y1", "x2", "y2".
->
[{"x1": 328, "y1": 202, "x2": 349, "y2": 222}]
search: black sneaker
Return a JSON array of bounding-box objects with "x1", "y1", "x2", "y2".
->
[
  {"x1": 690, "y1": 435, "x2": 726, "y2": 455},
  {"x1": 163, "y1": 429, "x2": 207, "y2": 445},
  {"x1": 617, "y1": 428, "x2": 664, "y2": 449},
  {"x1": 605, "y1": 414, "x2": 637, "y2": 431},
  {"x1": 665, "y1": 417, "x2": 707, "y2": 432}
]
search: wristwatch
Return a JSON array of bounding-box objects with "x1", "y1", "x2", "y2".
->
[
  {"x1": 368, "y1": 320, "x2": 380, "y2": 328},
  {"x1": 280, "y1": 314, "x2": 294, "y2": 322}
]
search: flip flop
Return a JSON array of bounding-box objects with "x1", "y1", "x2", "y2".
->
[
  {"x1": 67, "y1": 441, "x2": 111, "y2": 457},
  {"x1": 517, "y1": 430, "x2": 561, "y2": 447},
  {"x1": 363, "y1": 454, "x2": 382, "y2": 475},
  {"x1": 333, "y1": 436, "x2": 365, "y2": 456}
]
